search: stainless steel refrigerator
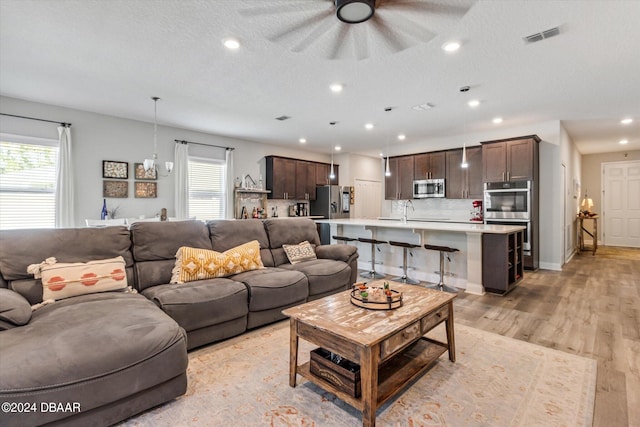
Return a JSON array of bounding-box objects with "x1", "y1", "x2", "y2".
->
[{"x1": 311, "y1": 186, "x2": 350, "y2": 244}]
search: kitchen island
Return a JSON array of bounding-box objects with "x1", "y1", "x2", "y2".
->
[{"x1": 316, "y1": 218, "x2": 526, "y2": 295}]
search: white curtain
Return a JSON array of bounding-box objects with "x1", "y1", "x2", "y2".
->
[
  {"x1": 174, "y1": 142, "x2": 189, "y2": 219},
  {"x1": 225, "y1": 149, "x2": 234, "y2": 219},
  {"x1": 55, "y1": 126, "x2": 74, "y2": 228}
]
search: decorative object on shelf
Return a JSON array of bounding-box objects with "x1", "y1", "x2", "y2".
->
[
  {"x1": 350, "y1": 282, "x2": 402, "y2": 310},
  {"x1": 160, "y1": 208, "x2": 167, "y2": 221},
  {"x1": 101, "y1": 198, "x2": 108, "y2": 220},
  {"x1": 107, "y1": 205, "x2": 120, "y2": 219},
  {"x1": 135, "y1": 181, "x2": 157, "y2": 198},
  {"x1": 143, "y1": 97, "x2": 174, "y2": 177},
  {"x1": 102, "y1": 160, "x2": 128, "y2": 179},
  {"x1": 103, "y1": 180, "x2": 128, "y2": 198},
  {"x1": 134, "y1": 162, "x2": 157, "y2": 180},
  {"x1": 580, "y1": 191, "x2": 594, "y2": 215}
]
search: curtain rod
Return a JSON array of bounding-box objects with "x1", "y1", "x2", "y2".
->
[
  {"x1": 0, "y1": 113, "x2": 71, "y2": 127},
  {"x1": 174, "y1": 139, "x2": 234, "y2": 151}
]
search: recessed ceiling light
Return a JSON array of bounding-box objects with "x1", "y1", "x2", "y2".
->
[
  {"x1": 379, "y1": 152, "x2": 384, "y2": 157},
  {"x1": 222, "y1": 38, "x2": 240, "y2": 50},
  {"x1": 397, "y1": 134, "x2": 406, "y2": 140},
  {"x1": 467, "y1": 99, "x2": 480, "y2": 108},
  {"x1": 335, "y1": 145, "x2": 342, "y2": 151},
  {"x1": 442, "y1": 41, "x2": 461, "y2": 52},
  {"x1": 619, "y1": 139, "x2": 629, "y2": 145},
  {"x1": 621, "y1": 118, "x2": 633, "y2": 125},
  {"x1": 299, "y1": 138, "x2": 306, "y2": 143},
  {"x1": 330, "y1": 83, "x2": 343, "y2": 93},
  {"x1": 492, "y1": 117, "x2": 503, "y2": 124},
  {"x1": 365, "y1": 123, "x2": 374, "y2": 130}
]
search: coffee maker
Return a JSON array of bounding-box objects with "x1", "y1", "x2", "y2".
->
[{"x1": 471, "y1": 200, "x2": 483, "y2": 222}]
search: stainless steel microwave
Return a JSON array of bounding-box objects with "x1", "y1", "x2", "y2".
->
[{"x1": 413, "y1": 179, "x2": 445, "y2": 198}]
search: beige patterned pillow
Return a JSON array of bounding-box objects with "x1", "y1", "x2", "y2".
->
[
  {"x1": 171, "y1": 240, "x2": 264, "y2": 284},
  {"x1": 282, "y1": 240, "x2": 317, "y2": 264},
  {"x1": 27, "y1": 256, "x2": 128, "y2": 301}
]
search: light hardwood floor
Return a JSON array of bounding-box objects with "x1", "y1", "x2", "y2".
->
[{"x1": 451, "y1": 246, "x2": 640, "y2": 427}]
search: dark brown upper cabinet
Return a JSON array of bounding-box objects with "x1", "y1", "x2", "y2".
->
[
  {"x1": 446, "y1": 146, "x2": 483, "y2": 199},
  {"x1": 414, "y1": 151, "x2": 446, "y2": 180},
  {"x1": 482, "y1": 136, "x2": 540, "y2": 182},
  {"x1": 266, "y1": 156, "x2": 338, "y2": 200},
  {"x1": 385, "y1": 156, "x2": 415, "y2": 200}
]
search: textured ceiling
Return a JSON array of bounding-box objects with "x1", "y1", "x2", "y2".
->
[{"x1": 1, "y1": 0, "x2": 639, "y2": 156}]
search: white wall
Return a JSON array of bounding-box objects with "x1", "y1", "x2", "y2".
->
[{"x1": 0, "y1": 96, "x2": 330, "y2": 226}]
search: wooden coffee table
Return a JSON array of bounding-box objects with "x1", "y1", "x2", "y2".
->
[{"x1": 282, "y1": 281, "x2": 457, "y2": 427}]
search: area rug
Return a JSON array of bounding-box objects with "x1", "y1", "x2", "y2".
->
[{"x1": 119, "y1": 321, "x2": 596, "y2": 427}]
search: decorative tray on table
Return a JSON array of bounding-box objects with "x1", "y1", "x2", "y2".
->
[{"x1": 350, "y1": 282, "x2": 403, "y2": 310}]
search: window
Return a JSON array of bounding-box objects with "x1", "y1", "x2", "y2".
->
[
  {"x1": 0, "y1": 135, "x2": 59, "y2": 230},
  {"x1": 188, "y1": 156, "x2": 226, "y2": 221}
]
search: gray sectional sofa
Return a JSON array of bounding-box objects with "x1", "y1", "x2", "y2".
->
[{"x1": 0, "y1": 218, "x2": 358, "y2": 427}]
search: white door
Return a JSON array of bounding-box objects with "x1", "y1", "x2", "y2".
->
[
  {"x1": 603, "y1": 161, "x2": 640, "y2": 247},
  {"x1": 353, "y1": 179, "x2": 381, "y2": 219}
]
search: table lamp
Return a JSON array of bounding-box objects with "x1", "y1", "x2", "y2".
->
[{"x1": 580, "y1": 193, "x2": 594, "y2": 215}]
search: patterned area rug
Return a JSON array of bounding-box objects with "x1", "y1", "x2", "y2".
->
[{"x1": 119, "y1": 321, "x2": 596, "y2": 426}]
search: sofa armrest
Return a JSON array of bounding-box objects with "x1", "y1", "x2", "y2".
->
[
  {"x1": 315, "y1": 244, "x2": 358, "y2": 264},
  {"x1": 0, "y1": 288, "x2": 32, "y2": 329}
]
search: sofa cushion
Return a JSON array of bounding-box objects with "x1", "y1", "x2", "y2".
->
[
  {"x1": 230, "y1": 268, "x2": 308, "y2": 311},
  {"x1": 131, "y1": 220, "x2": 212, "y2": 261},
  {"x1": 141, "y1": 278, "x2": 248, "y2": 332},
  {"x1": 208, "y1": 219, "x2": 274, "y2": 267},
  {"x1": 28, "y1": 256, "x2": 128, "y2": 301},
  {"x1": 263, "y1": 218, "x2": 321, "y2": 266},
  {"x1": 171, "y1": 241, "x2": 264, "y2": 284},
  {"x1": 0, "y1": 292, "x2": 187, "y2": 426},
  {"x1": 0, "y1": 288, "x2": 31, "y2": 328},
  {"x1": 279, "y1": 259, "x2": 352, "y2": 297},
  {"x1": 0, "y1": 226, "x2": 134, "y2": 303},
  {"x1": 282, "y1": 240, "x2": 317, "y2": 264}
]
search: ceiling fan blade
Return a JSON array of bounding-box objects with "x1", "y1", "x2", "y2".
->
[
  {"x1": 238, "y1": 0, "x2": 332, "y2": 18},
  {"x1": 376, "y1": 12, "x2": 437, "y2": 42},
  {"x1": 267, "y1": 9, "x2": 333, "y2": 44},
  {"x1": 369, "y1": 15, "x2": 411, "y2": 53},
  {"x1": 378, "y1": 0, "x2": 475, "y2": 18},
  {"x1": 291, "y1": 14, "x2": 338, "y2": 53}
]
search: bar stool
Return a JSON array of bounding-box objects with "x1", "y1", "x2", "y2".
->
[
  {"x1": 358, "y1": 237, "x2": 387, "y2": 279},
  {"x1": 332, "y1": 235, "x2": 356, "y2": 244},
  {"x1": 424, "y1": 244, "x2": 459, "y2": 293},
  {"x1": 388, "y1": 241, "x2": 421, "y2": 285}
]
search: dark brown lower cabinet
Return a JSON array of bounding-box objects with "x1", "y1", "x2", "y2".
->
[{"x1": 482, "y1": 231, "x2": 524, "y2": 295}]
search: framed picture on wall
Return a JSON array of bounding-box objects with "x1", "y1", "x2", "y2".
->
[
  {"x1": 102, "y1": 160, "x2": 128, "y2": 179},
  {"x1": 135, "y1": 181, "x2": 157, "y2": 198},
  {"x1": 134, "y1": 163, "x2": 157, "y2": 180},
  {"x1": 103, "y1": 180, "x2": 128, "y2": 198}
]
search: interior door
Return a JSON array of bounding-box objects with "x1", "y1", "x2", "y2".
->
[
  {"x1": 354, "y1": 179, "x2": 381, "y2": 219},
  {"x1": 603, "y1": 161, "x2": 640, "y2": 247}
]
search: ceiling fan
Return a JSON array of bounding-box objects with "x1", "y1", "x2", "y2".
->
[{"x1": 238, "y1": 0, "x2": 476, "y2": 60}]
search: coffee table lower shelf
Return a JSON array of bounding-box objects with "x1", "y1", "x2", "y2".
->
[{"x1": 297, "y1": 337, "x2": 448, "y2": 410}]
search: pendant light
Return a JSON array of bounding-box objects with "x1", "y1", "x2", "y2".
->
[
  {"x1": 329, "y1": 149, "x2": 336, "y2": 180},
  {"x1": 461, "y1": 143, "x2": 469, "y2": 168},
  {"x1": 144, "y1": 97, "x2": 174, "y2": 176}
]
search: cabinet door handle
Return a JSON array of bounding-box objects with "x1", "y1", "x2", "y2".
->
[
  {"x1": 502, "y1": 172, "x2": 505, "y2": 181},
  {"x1": 507, "y1": 171, "x2": 510, "y2": 181}
]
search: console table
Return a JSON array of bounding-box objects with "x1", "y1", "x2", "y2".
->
[
  {"x1": 578, "y1": 214, "x2": 598, "y2": 255},
  {"x1": 283, "y1": 281, "x2": 456, "y2": 427}
]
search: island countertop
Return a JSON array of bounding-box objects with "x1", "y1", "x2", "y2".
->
[{"x1": 315, "y1": 218, "x2": 525, "y2": 234}]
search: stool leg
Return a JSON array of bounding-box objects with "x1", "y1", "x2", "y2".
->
[
  {"x1": 391, "y1": 247, "x2": 419, "y2": 285},
  {"x1": 360, "y1": 243, "x2": 385, "y2": 279},
  {"x1": 428, "y1": 251, "x2": 458, "y2": 293}
]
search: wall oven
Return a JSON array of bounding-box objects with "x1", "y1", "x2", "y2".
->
[
  {"x1": 413, "y1": 178, "x2": 445, "y2": 198},
  {"x1": 483, "y1": 181, "x2": 531, "y2": 220}
]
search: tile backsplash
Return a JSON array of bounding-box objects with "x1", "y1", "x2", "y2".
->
[{"x1": 389, "y1": 198, "x2": 481, "y2": 222}]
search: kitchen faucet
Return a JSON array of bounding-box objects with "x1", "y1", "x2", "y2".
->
[{"x1": 401, "y1": 200, "x2": 414, "y2": 223}]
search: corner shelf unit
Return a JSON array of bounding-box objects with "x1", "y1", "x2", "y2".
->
[
  {"x1": 482, "y1": 230, "x2": 524, "y2": 295},
  {"x1": 234, "y1": 188, "x2": 270, "y2": 219}
]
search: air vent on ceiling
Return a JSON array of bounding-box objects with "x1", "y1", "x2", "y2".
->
[
  {"x1": 524, "y1": 27, "x2": 560, "y2": 44},
  {"x1": 412, "y1": 103, "x2": 435, "y2": 111},
  {"x1": 275, "y1": 115, "x2": 291, "y2": 121}
]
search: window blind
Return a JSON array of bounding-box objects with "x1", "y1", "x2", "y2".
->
[{"x1": 188, "y1": 156, "x2": 226, "y2": 221}]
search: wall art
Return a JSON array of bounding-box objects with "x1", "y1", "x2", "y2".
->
[
  {"x1": 103, "y1": 180, "x2": 128, "y2": 198},
  {"x1": 134, "y1": 162, "x2": 157, "y2": 180},
  {"x1": 135, "y1": 181, "x2": 157, "y2": 198},
  {"x1": 102, "y1": 160, "x2": 128, "y2": 179}
]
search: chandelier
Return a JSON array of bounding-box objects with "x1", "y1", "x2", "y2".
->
[{"x1": 144, "y1": 97, "x2": 174, "y2": 176}]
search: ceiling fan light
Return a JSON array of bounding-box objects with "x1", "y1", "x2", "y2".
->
[{"x1": 335, "y1": 0, "x2": 375, "y2": 24}]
